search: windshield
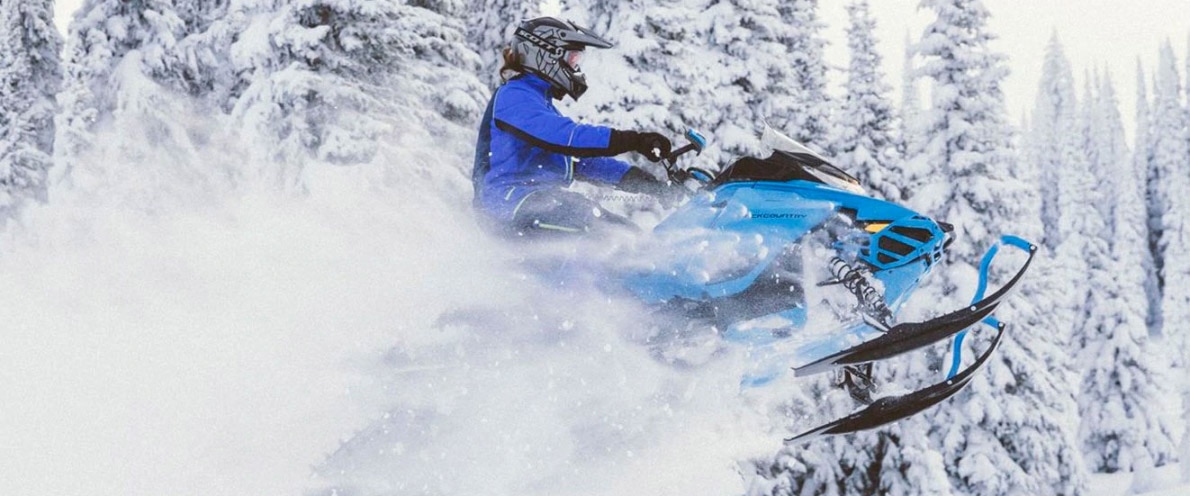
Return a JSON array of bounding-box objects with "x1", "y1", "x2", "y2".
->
[
  {"x1": 761, "y1": 126, "x2": 829, "y2": 161},
  {"x1": 756, "y1": 126, "x2": 866, "y2": 194}
]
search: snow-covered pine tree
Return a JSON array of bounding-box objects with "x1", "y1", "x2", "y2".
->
[
  {"x1": 1133, "y1": 60, "x2": 1162, "y2": 340},
  {"x1": 913, "y1": 0, "x2": 1014, "y2": 261},
  {"x1": 915, "y1": 1, "x2": 1086, "y2": 493},
  {"x1": 1076, "y1": 69, "x2": 1178, "y2": 473},
  {"x1": 901, "y1": 32, "x2": 921, "y2": 140},
  {"x1": 704, "y1": 0, "x2": 806, "y2": 162},
  {"x1": 229, "y1": 0, "x2": 487, "y2": 190},
  {"x1": 1062, "y1": 71, "x2": 1116, "y2": 476},
  {"x1": 1030, "y1": 33, "x2": 1075, "y2": 251},
  {"x1": 833, "y1": 7, "x2": 961, "y2": 490},
  {"x1": 54, "y1": 0, "x2": 226, "y2": 199},
  {"x1": 899, "y1": 31, "x2": 926, "y2": 198},
  {"x1": 564, "y1": 0, "x2": 768, "y2": 172},
  {"x1": 466, "y1": 0, "x2": 542, "y2": 90},
  {"x1": 833, "y1": 0, "x2": 903, "y2": 202},
  {"x1": 165, "y1": 1, "x2": 238, "y2": 107},
  {"x1": 1147, "y1": 39, "x2": 1190, "y2": 484},
  {"x1": 1151, "y1": 41, "x2": 1190, "y2": 365},
  {"x1": 771, "y1": 0, "x2": 833, "y2": 150},
  {"x1": 0, "y1": 0, "x2": 62, "y2": 214},
  {"x1": 568, "y1": 0, "x2": 839, "y2": 173},
  {"x1": 745, "y1": 382, "x2": 874, "y2": 496}
]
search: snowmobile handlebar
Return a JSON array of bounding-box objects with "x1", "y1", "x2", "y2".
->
[
  {"x1": 666, "y1": 129, "x2": 706, "y2": 165},
  {"x1": 663, "y1": 129, "x2": 716, "y2": 187}
]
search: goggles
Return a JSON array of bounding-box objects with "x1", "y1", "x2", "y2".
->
[{"x1": 564, "y1": 49, "x2": 584, "y2": 69}]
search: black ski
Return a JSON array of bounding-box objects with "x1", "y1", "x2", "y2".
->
[
  {"x1": 793, "y1": 243, "x2": 1035, "y2": 377},
  {"x1": 784, "y1": 322, "x2": 1006, "y2": 444}
]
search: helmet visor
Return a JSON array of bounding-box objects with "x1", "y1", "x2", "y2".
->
[{"x1": 564, "y1": 49, "x2": 584, "y2": 70}]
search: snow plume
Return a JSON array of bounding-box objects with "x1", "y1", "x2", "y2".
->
[
  {"x1": 310, "y1": 254, "x2": 782, "y2": 496},
  {"x1": 5, "y1": 74, "x2": 787, "y2": 496}
]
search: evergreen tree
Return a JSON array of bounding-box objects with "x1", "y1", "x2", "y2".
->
[
  {"x1": 1132, "y1": 60, "x2": 1161, "y2": 335},
  {"x1": 1077, "y1": 70, "x2": 1178, "y2": 473},
  {"x1": 1146, "y1": 39, "x2": 1190, "y2": 484},
  {"x1": 0, "y1": 0, "x2": 62, "y2": 214},
  {"x1": 54, "y1": 0, "x2": 217, "y2": 195},
  {"x1": 567, "y1": 0, "x2": 839, "y2": 174},
  {"x1": 708, "y1": 0, "x2": 807, "y2": 161},
  {"x1": 772, "y1": 0, "x2": 833, "y2": 149},
  {"x1": 1028, "y1": 33, "x2": 1073, "y2": 252},
  {"x1": 915, "y1": 1, "x2": 1086, "y2": 493},
  {"x1": 566, "y1": 0, "x2": 772, "y2": 172},
  {"x1": 466, "y1": 0, "x2": 542, "y2": 90},
  {"x1": 834, "y1": 0, "x2": 903, "y2": 202},
  {"x1": 900, "y1": 31, "x2": 937, "y2": 205},
  {"x1": 745, "y1": 382, "x2": 873, "y2": 496},
  {"x1": 228, "y1": 0, "x2": 488, "y2": 188},
  {"x1": 901, "y1": 32, "x2": 921, "y2": 138},
  {"x1": 1151, "y1": 41, "x2": 1190, "y2": 361},
  {"x1": 167, "y1": 1, "x2": 238, "y2": 107}
]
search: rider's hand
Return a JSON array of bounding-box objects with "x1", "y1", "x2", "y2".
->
[
  {"x1": 611, "y1": 130, "x2": 672, "y2": 162},
  {"x1": 635, "y1": 132, "x2": 672, "y2": 162}
]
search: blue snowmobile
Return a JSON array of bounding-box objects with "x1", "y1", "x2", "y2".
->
[{"x1": 612, "y1": 127, "x2": 1036, "y2": 443}]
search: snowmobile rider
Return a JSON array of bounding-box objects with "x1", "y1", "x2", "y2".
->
[{"x1": 472, "y1": 17, "x2": 678, "y2": 237}]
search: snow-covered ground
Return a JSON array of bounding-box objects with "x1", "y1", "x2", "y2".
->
[{"x1": 1089, "y1": 463, "x2": 1187, "y2": 496}]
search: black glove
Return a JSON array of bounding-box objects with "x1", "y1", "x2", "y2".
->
[
  {"x1": 618, "y1": 167, "x2": 685, "y2": 208},
  {"x1": 609, "y1": 130, "x2": 672, "y2": 162}
]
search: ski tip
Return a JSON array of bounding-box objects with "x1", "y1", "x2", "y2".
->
[
  {"x1": 783, "y1": 427, "x2": 826, "y2": 445},
  {"x1": 999, "y1": 234, "x2": 1037, "y2": 252}
]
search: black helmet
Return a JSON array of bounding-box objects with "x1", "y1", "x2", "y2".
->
[{"x1": 511, "y1": 17, "x2": 613, "y2": 100}]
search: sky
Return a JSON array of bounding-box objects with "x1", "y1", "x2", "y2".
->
[{"x1": 53, "y1": 0, "x2": 1188, "y2": 141}]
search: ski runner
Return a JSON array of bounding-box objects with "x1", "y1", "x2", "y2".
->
[{"x1": 472, "y1": 17, "x2": 678, "y2": 238}]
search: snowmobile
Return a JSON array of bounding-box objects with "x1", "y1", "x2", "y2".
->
[{"x1": 615, "y1": 127, "x2": 1036, "y2": 443}]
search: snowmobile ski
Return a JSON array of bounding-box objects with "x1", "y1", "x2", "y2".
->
[
  {"x1": 784, "y1": 320, "x2": 1007, "y2": 444},
  {"x1": 792, "y1": 239, "x2": 1035, "y2": 377}
]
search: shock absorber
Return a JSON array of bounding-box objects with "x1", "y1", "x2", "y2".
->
[{"x1": 823, "y1": 257, "x2": 893, "y2": 331}]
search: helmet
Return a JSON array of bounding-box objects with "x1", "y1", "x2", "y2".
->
[{"x1": 511, "y1": 17, "x2": 613, "y2": 100}]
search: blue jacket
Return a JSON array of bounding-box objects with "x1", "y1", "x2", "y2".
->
[{"x1": 473, "y1": 74, "x2": 632, "y2": 221}]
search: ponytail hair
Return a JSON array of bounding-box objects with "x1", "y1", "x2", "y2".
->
[{"x1": 499, "y1": 47, "x2": 523, "y2": 83}]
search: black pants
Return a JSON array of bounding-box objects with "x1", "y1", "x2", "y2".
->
[{"x1": 506, "y1": 189, "x2": 636, "y2": 239}]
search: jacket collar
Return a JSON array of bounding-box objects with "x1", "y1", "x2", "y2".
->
[
  {"x1": 518, "y1": 73, "x2": 552, "y2": 93},
  {"x1": 513, "y1": 73, "x2": 563, "y2": 100}
]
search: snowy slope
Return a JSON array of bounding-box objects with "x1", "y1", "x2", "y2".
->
[{"x1": 1089, "y1": 463, "x2": 1187, "y2": 496}]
